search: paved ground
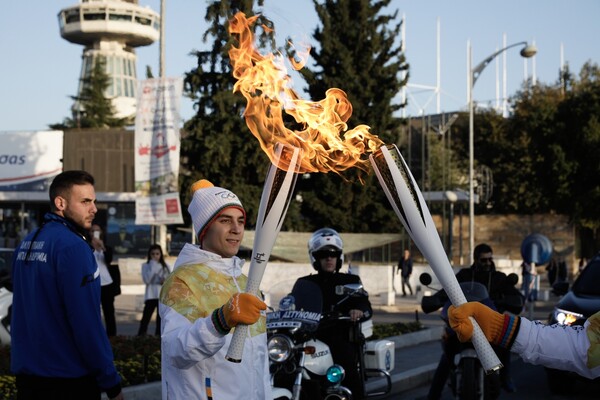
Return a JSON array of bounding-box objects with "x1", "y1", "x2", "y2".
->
[{"x1": 111, "y1": 281, "x2": 558, "y2": 399}]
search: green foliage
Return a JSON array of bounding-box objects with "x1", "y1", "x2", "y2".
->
[
  {"x1": 0, "y1": 375, "x2": 16, "y2": 400},
  {"x1": 0, "y1": 336, "x2": 161, "y2": 399},
  {"x1": 110, "y1": 335, "x2": 162, "y2": 385},
  {"x1": 50, "y1": 57, "x2": 129, "y2": 130},
  {"x1": 371, "y1": 321, "x2": 424, "y2": 340},
  {"x1": 479, "y1": 61, "x2": 600, "y2": 232},
  {"x1": 292, "y1": 0, "x2": 409, "y2": 231},
  {"x1": 180, "y1": 0, "x2": 282, "y2": 230}
]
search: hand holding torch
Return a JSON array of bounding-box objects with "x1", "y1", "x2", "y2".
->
[
  {"x1": 369, "y1": 144, "x2": 502, "y2": 373},
  {"x1": 226, "y1": 143, "x2": 302, "y2": 362}
]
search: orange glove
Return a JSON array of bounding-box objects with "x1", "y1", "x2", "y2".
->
[
  {"x1": 212, "y1": 293, "x2": 266, "y2": 335},
  {"x1": 448, "y1": 302, "x2": 521, "y2": 349}
]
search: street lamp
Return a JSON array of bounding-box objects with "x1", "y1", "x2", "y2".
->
[{"x1": 467, "y1": 41, "x2": 537, "y2": 264}]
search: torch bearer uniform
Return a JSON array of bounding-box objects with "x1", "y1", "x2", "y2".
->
[{"x1": 159, "y1": 243, "x2": 271, "y2": 400}]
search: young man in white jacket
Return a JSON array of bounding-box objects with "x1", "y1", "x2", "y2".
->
[{"x1": 159, "y1": 179, "x2": 270, "y2": 399}]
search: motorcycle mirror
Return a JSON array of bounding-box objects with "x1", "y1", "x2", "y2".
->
[
  {"x1": 419, "y1": 273, "x2": 432, "y2": 286},
  {"x1": 335, "y1": 283, "x2": 364, "y2": 296},
  {"x1": 507, "y1": 273, "x2": 519, "y2": 286}
]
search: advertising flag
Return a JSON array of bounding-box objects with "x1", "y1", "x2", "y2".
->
[{"x1": 134, "y1": 77, "x2": 184, "y2": 225}]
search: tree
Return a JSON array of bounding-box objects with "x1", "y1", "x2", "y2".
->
[
  {"x1": 292, "y1": 0, "x2": 409, "y2": 232},
  {"x1": 464, "y1": 62, "x2": 600, "y2": 253},
  {"x1": 50, "y1": 57, "x2": 128, "y2": 129},
  {"x1": 179, "y1": 1, "x2": 310, "y2": 229}
]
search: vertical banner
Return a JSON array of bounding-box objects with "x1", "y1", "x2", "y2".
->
[{"x1": 134, "y1": 77, "x2": 184, "y2": 225}]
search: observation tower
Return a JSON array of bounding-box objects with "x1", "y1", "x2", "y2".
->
[{"x1": 58, "y1": 0, "x2": 160, "y2": 119}]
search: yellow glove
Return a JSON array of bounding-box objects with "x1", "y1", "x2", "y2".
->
[
  {"x1": 212, "y1": 293, "x2": 266, "y2": 335},
  {"x1": 448, "y1": 302, "x2": 521, "y2": 349}
]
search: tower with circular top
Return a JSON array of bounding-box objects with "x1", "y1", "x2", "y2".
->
[{"x1": 58, "y1": 0, "x2": 160, "y2": 120}]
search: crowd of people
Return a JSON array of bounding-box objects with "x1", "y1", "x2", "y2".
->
[{"x1": 7, "y1": 169, "x2": 599, "y2": 399}]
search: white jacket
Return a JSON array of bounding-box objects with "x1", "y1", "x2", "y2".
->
[
  {"x1": 159, "y1": 243, "x2": 271, "y2": 400},
  {"x1": 142, "y1": 260, "x2": 171, "y2": 301},
  {"x1": 513, "y1": 311, "x2": 600, "y2": 379}
]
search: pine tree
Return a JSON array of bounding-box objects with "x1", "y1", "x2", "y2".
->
[
  {"x1": 292, "y1": 0, "x2": 409, "y2": 232},
  {"x1": 50, "y1": 57, "x2": 128, "y2": 129},
  {"x1": 179, "y1": 1, "x2": 310, "y2": 229}
]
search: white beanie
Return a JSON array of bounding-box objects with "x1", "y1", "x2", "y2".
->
[{"x1": 187, "y1": 179, "x2": 245, "y2": 243}]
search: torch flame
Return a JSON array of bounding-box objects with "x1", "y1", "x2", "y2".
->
[{"x1": 228, "y1": 12, "x2": 384, "y2": 174}]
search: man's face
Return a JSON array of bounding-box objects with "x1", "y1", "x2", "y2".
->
[
  {"x1": 315, "y1": 247, "x2": 342, "y2": 273},
  {"x1": 476, "y1": 251, "x2": 494, "y2": 271},
  {"x1": 57, "y1": 184, "x2": 97, "y2": 231},
  {"x1": 202, "y1": 207, "x2": 245, "y2": 258}
]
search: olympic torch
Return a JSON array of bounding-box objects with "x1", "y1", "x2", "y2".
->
[
  {"x1": 369, "y1": 144, "x2": 502, "y2": 373},
  {"x1": 226, "y1": 143, "x2": 302, "y2": 362}
]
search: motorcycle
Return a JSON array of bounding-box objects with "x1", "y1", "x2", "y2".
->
[
  {"x1": 419, "y1": 272, "x2": 523, "y2": 400},
  {"x1": 0, "y1": 272, "x2": 12, "y2": 345},
  {"x1": 267, "y1": 279, "x2": 393, "y2": 400}
]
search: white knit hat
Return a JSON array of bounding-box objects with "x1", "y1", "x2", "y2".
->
[{"x1": 187, "y1": 179, "x2": 245, "y2": 243}]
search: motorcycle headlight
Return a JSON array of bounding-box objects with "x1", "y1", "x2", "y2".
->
[
  {"x1": 268, "y1": 334, "x2": 294, "y2": 363},
  {"x1": 552, "y1": 308, "x2": 584, "y2": 326},
  {"x1": 326, "y1": 364, "x2": 345, "y2": 384}
]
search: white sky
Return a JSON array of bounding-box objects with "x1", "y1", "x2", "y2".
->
[{"x1": 1, "y1": 0, "x2": 599, "y2": 131}]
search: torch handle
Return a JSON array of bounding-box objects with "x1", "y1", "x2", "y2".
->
[
  {"x1": 369, "y1": 144, "x2": 502, "y2": 373},
  {"x1": 225, "y1": 144, "x2": 301, "y2": 363},
  {"x1": 225, "y1": 261, "x2": 261, "y2": 363}
]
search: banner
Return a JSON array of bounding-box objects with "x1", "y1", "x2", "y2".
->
[
  {"x1": 0, "y1": 130, "x2": 63, "y2": 190},
  {"x1": 134, "y1": 77, "x2": 184, "y2": 225}
]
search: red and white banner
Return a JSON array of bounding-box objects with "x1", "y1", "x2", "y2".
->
[
  {"x1": 134, "y1": 77, "x2": 184, "y2": 225},
  {"x1": 0, "y1": 130, "x2": 63, "y2": 188}
]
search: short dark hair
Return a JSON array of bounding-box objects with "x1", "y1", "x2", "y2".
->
[
  {"x1": 49, "y1": 170, "x2": 95, "y2": 210},
  {"x1": 474, "y1": 243, "x2": 493, "y2": 260}
]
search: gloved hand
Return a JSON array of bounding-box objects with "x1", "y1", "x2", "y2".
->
[
  {"x1": 448, "y1": 302, "x2": 521, "y2": 349},
  {"x1": 212, "y1": 293, "x2": 266, "y2": 335}
]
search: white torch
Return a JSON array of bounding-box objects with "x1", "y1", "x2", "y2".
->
[
  {"x1": 226, "y1": 143, "x2": 302, "y2": 362},
  {"x1": 369, "y1": 144, "x2": 502, "y2": 373}
]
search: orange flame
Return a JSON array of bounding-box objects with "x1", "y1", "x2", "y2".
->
[{"x1": 228, "y1": 12, "x2": 384, "y2": 174}]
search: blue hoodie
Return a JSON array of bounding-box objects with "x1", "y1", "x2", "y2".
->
[{"x1": 10, "y1": 212, "x2": 121, "y2": 397}]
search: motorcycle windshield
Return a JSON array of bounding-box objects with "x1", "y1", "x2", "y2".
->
[
  {"x1": 267, "y1": 280, "x2": 323, "y2": 331},
  {"x1": 290, "y1": 279, "x2": 323, "y2": 313},
  {"x1": 459, "y1": 281, "x2": 490, "y2": 302}
]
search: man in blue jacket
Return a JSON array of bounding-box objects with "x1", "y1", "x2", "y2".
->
[{"x1": 11, "y1": 170, "x2": 123, "y2": 400}]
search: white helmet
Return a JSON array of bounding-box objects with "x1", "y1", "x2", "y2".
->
[{"x1": 308, "y1": 228, "x2": 344, "y2": 271}]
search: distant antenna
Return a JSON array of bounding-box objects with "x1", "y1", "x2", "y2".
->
[{"x1": 401, "y1": 14, "x2": 441, "y2": 116}]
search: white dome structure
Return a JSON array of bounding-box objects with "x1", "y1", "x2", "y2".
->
[{"x1": 58, "y1": 0, "x2": 160, "y2": 120}]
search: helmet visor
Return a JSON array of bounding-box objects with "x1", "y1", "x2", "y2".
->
[{"x1": 313, "y1": 248, "x2": 342, "y2": 260}]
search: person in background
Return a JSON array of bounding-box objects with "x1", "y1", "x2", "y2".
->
[
  {"x1": 137, "y1": 244, "x2": 171, "y2": 336},
  {"x1": 399, "y1": 249, "x2": 413, "y2": 297},
  {"x1": 90, "y1": 223, "x2": 121, "y2": 337},
  {"x1": 296, "y1": 228, "x2": 372, "y2": 399},
  {"x1": 557, "y1": 256, "x2": 568, "y2": 283},
  {"x1": 428, "y1": 243, "x2": 522, "y2": 399},
  {"x1": 159, "y1": 179, "x2": 269, "y2": 400},
  {"x1": 521, "y1": 259, "x2": 537, "y2": 303},
  {"x1": 449, "y1": 302, "x2": 600, "y2": 379},
  {"x1": 10, "y1": 170, "x2": 123, "y2": 400},
  {"x1": 546, "y1": 257, "x2": 558, "y2": 287}
]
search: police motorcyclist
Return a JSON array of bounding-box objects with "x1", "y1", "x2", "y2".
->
[
  {"x1": 427, "y1": 243, "x2": 523, "y2": 399},
  {"x1": 296, "y1": 228, "x2": 372, "y2": 399}
]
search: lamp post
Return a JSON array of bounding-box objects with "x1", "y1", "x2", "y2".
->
[
  {"x1": 468, "y1": 41, "x2": 537, "y2": 264},
  {"x1": 445, "y1": 190, "x2": 458, "y2": 263}
]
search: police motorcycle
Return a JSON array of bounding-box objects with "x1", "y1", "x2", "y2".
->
[
  {"x1": 268, "y1": 279, "x2": 393, "y2": 400},
  {"x1": 0, "y1": 271, "x2": 12, "y2": 345},
  {"x1": 419, "y1": 272, "x2": 523, "y2": 400}
]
